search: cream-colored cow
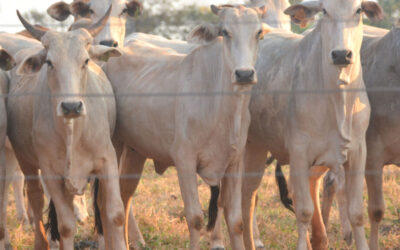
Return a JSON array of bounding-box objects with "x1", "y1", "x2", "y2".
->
[
  {"x1": 236, "y1": 0, "x2": 382, "y2": 249},
  {"x1": 322, "y1": 24, "x2": 400, "y2": 250},
  {"x1": 5, "y1": 8, "x2": 125, "y2": 249},
  {"x1": 105, "y1": 5, "x2": 269, "y2": 250}
]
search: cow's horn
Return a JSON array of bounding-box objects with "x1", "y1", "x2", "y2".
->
[
  {"x1": 16, "y1": 10, "x2": 47, "y2": 41},
  {"x1": 86, "y1": 5, "x2": 112, "y2": 37}
]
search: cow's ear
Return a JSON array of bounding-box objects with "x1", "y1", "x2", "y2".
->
[
  {"x1": 284, "y1": 1, "x2": 321, "y2": 28},
  {"x1": 89, "y1": 45, "x2": 123, "y2": 62},
  {"x1": 259, "y1": 23, "x2": 272, "y2": 40},
  {"x1": 47, "y1": 1, "x2": 71, "y2": 21},
  {"x1": 16, "y1": 50, "x2": 47, "y2": 75},
  {"x1": 187, "y1": 24, "x2": 220, "y2": 45},
  {"x1": 124, "y1": 0, "x2": 143, "y2": 17},
  {"x1": 255, "y1": 5, "x2": 268, "y2": 19},
  {"x1": 0, "y1": 49, "x2": 16, "y2": 71},
  {"x1": 70, "y1": 0, "x2": 93, "y2": 18},
  {"x1": 362, "y1": 1, "x2": 384, "y2": 21}
]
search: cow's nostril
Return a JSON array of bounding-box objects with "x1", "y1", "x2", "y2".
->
[
  {"x1": 61, "y1": 101, "x2": 83, "y2": 116},
  {"x1": 346, "y1": 51, "x2": 353, "y2": 59},
  {"x1": 331, "y1": 51, "x2": 337, "y2": 60}
]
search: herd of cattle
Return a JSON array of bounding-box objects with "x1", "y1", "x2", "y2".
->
[{"x1": 0, "y1": 0, "x2": 398, "y2": 249}]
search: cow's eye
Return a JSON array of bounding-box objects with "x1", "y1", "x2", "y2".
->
[
  {"x1": 356, "y1": 8, "x2": 362, "y2": 15},
  {"x1": 322, "y1": 8, "x2": 327, "y2": 15},
  {"x1": 46, "y1": 60, "x2": 53, "y2": 68},
  {"x1": 221, "y1": 29, "x2": 230, "y2": 38}
]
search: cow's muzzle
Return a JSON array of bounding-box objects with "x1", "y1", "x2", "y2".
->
[
  {"x1": 100, "y1": 40, "x2": 119, "y2": 48},
  {"x1": 61, "y1": 101, "x2": 84, "y2": 118},
  {"x1": 331, "y1": 50, "x2": 353, "y2": 66},
  {"x1": 235, "y1": 69, "x2": 256, "y2": 85}
]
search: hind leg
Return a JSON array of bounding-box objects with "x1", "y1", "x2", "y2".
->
[
  {"x1": 119, "y1": 147, "x2": 146, "y2": 249},
  {"x1": 252, "y1": 196, "x2": 265, "y2": 249},
  {"x1": 241, "y1": 143, "x2": 268, "y2": 250},
  {"x1": 210, "y1": 205, "x2": 225, "y2": 250}
]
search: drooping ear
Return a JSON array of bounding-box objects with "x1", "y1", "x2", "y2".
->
[
  {"x1": 124, "y1": 0, "x2": 143, "y2": 17},
  {"x1": 70, "y1": 0, "x2": 92, "y2": 18},
  {"x1": 186, "y1": 24, "x2": 220, "y2": 45},
  {"x1": 89, "y1": 45, "x2": 123, "y2": 62},
  {"x1": 47, "y1": 1, "x2": 71, "y2": 21},
  {"x1": 361, "y1": 1, "x2": 384, "y2": 21},
  {"x1": 284, "y1": 1, "x2": 322, "y2": 28},
  {"x1": 16, "y1": 49, "x2": 47, "y2": 75},
  {"x1": 255, "y1": 5, "x2": 268, "y2": 19},
  {"x1": 0, "y1": 49, "x2": 16, "y2": 71}
]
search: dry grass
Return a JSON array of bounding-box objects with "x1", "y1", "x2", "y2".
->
[{"x1": 6, "y1": 161, "x2": 400, "y2": 249}]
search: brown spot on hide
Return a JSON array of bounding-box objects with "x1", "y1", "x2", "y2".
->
[
  {"x1": 113, "y1": 212, "x2": 125, "y2": 226},
  {"x1": 234, "y1": 220, "x2": 244, "y2": 234},
  {"x1": 59, "y1": 225, "x2": 73, "y2": 238},
  {"x1": 191, "y1": 215, "x2": 203, "y2": 231},
  {"x1": 0, "y1": 228, "x2": 4, "y2": 239},
  {"x1": 373, "y1": 210, "x2": 384, "y2": 222}
]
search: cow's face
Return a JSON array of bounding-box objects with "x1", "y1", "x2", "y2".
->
[
  {"x1": 285, "y1": 0, "x2": 383, "y2": 82},
  {"x1": 188, "y1": 5, "x2": 270, "y2": 86},
  {"x1": 16, "y1": 9, "x2": 122, "y2": 120},
  {"x1": 47, "y1": 0, "x2": 142, "y2": 47}
]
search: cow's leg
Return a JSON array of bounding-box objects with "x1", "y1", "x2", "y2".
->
[
  {"x1": 173, "y1": 154, "x2": 203, "y2": 250},
  {"x1": 309, "y1": 167, "x2": 329, "y2": 250},
  {"x1": 210, "y1": 206, "x2": 224, "y2": 250},
  {"x1": 336, "y1": 168, "x2": 353, "y2": 246},
  {"x1": 242, "y1": 143, "x2": 267, "y2": 250},
  {"x1": 252, "y1": 196, "x2": 264, "y2": 249},
  {"x1": 0, "y1": 148, "x2": 7, "y2": 249},
  {"x1": 220, "y1": 159, "x2": 245, "y2": 250},
  {"x1": 97, "y1": 151, "x2": 127, "y2": 250},
  {"x1": 289, "y1": 150, "x2": 313, "y2": 250},
  {"x1": 119, "y1": 148, "x2": 146, "y2": 249},
  {"x1": 40, "y1": 168, "x2": 75, "y2": 249},
  {"x1": 365, "y1": 161, "x2": 384, "y2": 250},
  {"x1": 321, "y1": 171, "x2": 337, "y2": 229},
  {"x1": 22, "y1": 166, "x2": 48, "y2": 250},
  {"x1": 344, "y1": 145, "x2": 368, "y2": 249}
]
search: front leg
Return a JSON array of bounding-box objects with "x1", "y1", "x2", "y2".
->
[
  {"x1": 97, "y1": 150, "x2": 127, "y2": 250},
  {"x1": 174, "y1": 153, "x2": 203, "y2": 250},
  {"x1": 289, "y1": 149, "x2": 313, "y2": 250},
  {"x1": 345, "y1": 143, "x2": 369, "y2": 249}
]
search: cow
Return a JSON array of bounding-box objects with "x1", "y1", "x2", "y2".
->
[
  {"x1": 104, "y1": 4, "x2": 270, "y2": 249},
  {"x1": 248, "y1": 0, "x2": 291, "y2": 31},
  {"x1": 321, "y1": 24, "x2": 400, "y2": 250},
  {"x1": 47, "y1": 0, "x2": 142, "y2": 47},
  {"x1": 0, "y1": 46, "x2": 15, "y2": 249},
  {"x1": 5, "y1": 7, "x2": 125, "y2": 249},
  {"x1": 217, "y1": 0, "x2": 382, "y2": 249}
]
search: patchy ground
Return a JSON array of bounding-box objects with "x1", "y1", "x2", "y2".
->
[{"x1": 7, "y1": 161, "x2": 400, "y2": 249}]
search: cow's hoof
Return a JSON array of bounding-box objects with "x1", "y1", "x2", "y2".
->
[
  {"x1": 344, "y1": 232, "x2": 352, "y2": 246},
  {"x1": 211, "y1": 248, "x2": 225, "y2": 250},
  {"x1": 254, "y1": 239, "x2": 265, "y2": 249},
  {"x1": 5, "y1": 243, "x2": 12, "y2": 250}
]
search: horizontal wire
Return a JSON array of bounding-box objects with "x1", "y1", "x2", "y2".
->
[
  {"x1": 2, "y1": 87, "x2": 400, "y2": 99},
  {"x1": 1, "y1": 169, "x2": 399, "y2": 181}
]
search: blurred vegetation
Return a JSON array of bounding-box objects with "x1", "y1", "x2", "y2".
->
[{"x1": 23, "y1": 0, "x2": 400, "y2": 38}]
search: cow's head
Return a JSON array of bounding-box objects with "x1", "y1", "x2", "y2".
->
[
  {"x1": 285, "y1": 0, "x2": 383, "y2": 83},
  {"x1": 47, "y1": 0, "x2": 142, "y2": 47},
  {"x1": 188, "y1": 5, "x2": 270, "y2": 86},
  {"x1": 0, "y1": 46, "x2": 15, "y2": 71},
  {"x1": 16, "y1": 7, "x2": 122, "y2": 120}
]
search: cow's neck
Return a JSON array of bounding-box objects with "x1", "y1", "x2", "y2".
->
[{"x1": 302, "y1": 24, "x2": 364, "y2": 164}]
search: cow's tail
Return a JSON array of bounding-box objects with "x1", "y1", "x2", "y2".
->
[
  {"x1": 45, "y1": 199, "x2": 60, "y2": 241},
  {"x1": 275, "y1": 163, "x2": 294, "y2": 213},
  {"x1": 207, "y1": 185, "x2": 220, "y2": 231},
  {"x1": 93, "y1": 178, "x2": 103, "y2": 235}
]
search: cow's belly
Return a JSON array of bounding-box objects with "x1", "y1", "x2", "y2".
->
[{"x1": 115, "y1": 96, "x2": 176, "y2": 165}]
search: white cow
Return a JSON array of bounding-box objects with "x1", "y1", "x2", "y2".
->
[
  {"x1": 47, "y1": 0, "x2": 142, "y2": 47},
  {"x1": 0, "y1": 46, "x2": 15, "y2": 249},
  {"x1": 5, "y1": 8, "x2": 125, "y2": 249},
  {"x1": 248, "y1": 0, "x2": 291, "y2": 31},
  {"x1": 233, "y1": 0, "x2": 382, "y2": 249},
  {"x1": 322, "y1": 24, "x2": 400, "y2": 250},
  {"x1": 105, "y1": 5, "x2": 269, "y2": 250}
]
